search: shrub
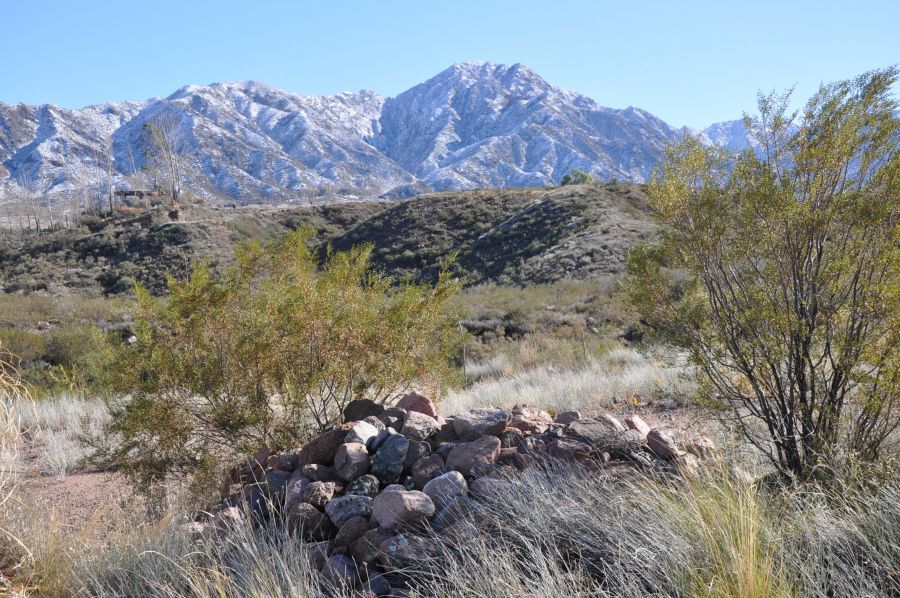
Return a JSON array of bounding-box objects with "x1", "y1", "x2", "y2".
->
[
  {"x1": 101, "y1": 229, "x2": 465, "y2": 489},
  {"x1": 629, "y1": 68, "x2": 900, "y2": 480},
  {"x1": 560, "y1": 168, "x2": 593, "y2": 185}
]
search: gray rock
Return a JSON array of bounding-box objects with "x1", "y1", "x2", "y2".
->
[
  {"x1": 346, "y1": 474, "x2": 380, "y2": 497},
  {"x1": 371, "y1": 434, "x2": 409, "y2": 484},
  {"x1": 370, "y1": 427, "x2": 397, "y2": 451},
  {"x1": 411, "y1": 453, "x2": 444, "y2": 489},
  {"x1": 554, "y1": 411, "x2": 582, "y2": 425},
  {"x1": 422, "y1": 470, "x2": 468, "y2": 510},
  {"x1": 372, "y1": 489, "x2": 435, "y2": 530},
  {"x1": 334, "y1": 515, "x2": 370, "y2": 547},
  {"x1": 335, "y1": 443, "x2": 370, "y2": 481},
  {"x1": 403, "y1": 440, "x2": 431, "y2": 468},
  {"x1": 321, "y1": 554, "x2": 359, "y2": 587},
  {"x1": 379, "y1": 407, "x2": 407, "y2": 431},
  {"x1": 287, "y1": 502, "x2": 335, "y2": 541},
  {"x1": 453, "y1": 408, "x2": 511, "y2": 440},
  {"x1": 302, "y1": 480, "x2": 336, "y2": 508},
  {"x1": 344, "y1": 420, "x2": 380, "y2": 447},
  {"x1": 325, "y1": 495, "x2": 374, "y2": 528}
]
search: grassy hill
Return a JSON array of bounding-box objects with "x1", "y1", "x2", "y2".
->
[{"x1": 0, "y1": 182, "x2": 656, "y2": 296}]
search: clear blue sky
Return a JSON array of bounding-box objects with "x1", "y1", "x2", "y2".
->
[{"x1": 4, "y1": 0, "x2": 898, "y2": 128}]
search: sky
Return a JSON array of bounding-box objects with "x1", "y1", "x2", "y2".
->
[{"x1": 3, "y1": 0, "x2": 898, "y2": 129}]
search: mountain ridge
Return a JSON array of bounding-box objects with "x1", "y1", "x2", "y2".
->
[{"x1": 0, "y1": 62, "x2": 754, "y2": 203}]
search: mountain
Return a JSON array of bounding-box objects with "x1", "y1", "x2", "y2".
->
[{"x1": 0, "y1": 62, "x2": 736, "y2": 203}]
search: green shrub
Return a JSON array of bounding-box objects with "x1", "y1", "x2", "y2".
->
[{"x1": 101, "y1": 229, "x2": 465, "y2": 490}]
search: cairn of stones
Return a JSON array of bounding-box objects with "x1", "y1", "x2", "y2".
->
[{"x1": 193, "y1": 393, "x2": 711, "y2": 595}]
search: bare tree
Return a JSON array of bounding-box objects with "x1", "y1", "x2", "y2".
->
[{"x1": 144, "y1": 112, "x2": 182, "y2": 204}]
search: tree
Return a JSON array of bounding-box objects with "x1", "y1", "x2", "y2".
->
[
  {"x1": 561, "y1": 168, "x2": 594, "y2": 186},
  {"x1": 628, "y1": 68, "x2": 899, "y2": 480},
  {"x1": 101, "y1": 230, "x2": 465, "y2": 489},
  {"x1": 144, "y1": 112, "x2": 182, "y2": 203}
]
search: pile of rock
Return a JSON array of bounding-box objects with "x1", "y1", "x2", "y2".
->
[{"x1": 198, "y1": 393, "x2": 708, "y2": 595}]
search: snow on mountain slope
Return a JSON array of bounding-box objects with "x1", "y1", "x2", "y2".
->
[{"x1": 0, "y1": 62, "x2": 742, "y2": 204}]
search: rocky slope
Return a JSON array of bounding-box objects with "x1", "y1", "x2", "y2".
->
[{"x1": 0, "y1": 63, "x2": 752, "y2": 203}]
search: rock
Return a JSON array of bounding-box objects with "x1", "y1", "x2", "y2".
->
[
  {"x1": 334, "y1": 515, "x2": 371, "y2": 547},
  {"x1": 370, "y1": 427, "x2": 398, "y2": 452},
  {"x1": 411, "y1": 454, "x2": 444, "y2": 489},
  {"x1": 266, "y1": 452, "x2": 300, "y2": 472},
  {"x1": 302, "y1": 480, "x2": 337, "y2": 508},
  {"x1": 284, "y1": 474, "x2": 311, "y2": 510},
  {"x1": 382, "y1": 483, "x2": 406, "y2": 493},
  {"x1": 453, "y1": 408, "x2": 511, "y2": 440},
  {"x1": 403, "y1": 440, "x2": 431, "y2": 468},
  {"x1": 546, "y1": 437, "x2": 593, "y2": 461},
  {"x1": 302, "y1": 463, "x2": 340, "y2": 482},
  {"x1": 378, "y1": 533, "x2": 441, "y2": 565},
  {"x1": 298, "y1": 426, "x2": 351, "y2": 466},
  {"x1": 362, "y1": 572, "x2": 391, "y2": 595},
  {"x1": 400, "y1": 411, "x2": 439, "y2": 441},
  {"x1": 372, "y1": 490, "x2": 435, "y2": 530},
  {"x1": 378, "y1": 408, "x2": 406, "y2": 431},
  {"x1": 422, "y1": 471, "x2": 467, "y2": 511},
  {"x1": 499, "y1": 428, "x2": 525, "y2": 448},
  {"x1": 304, "y1": 540, "x2": 330, "y2": 570},
  {"x1": 322, "y1": 554, "x2": 359, "y2": 587},
  {"x1": 264, "y1": 469, "x2": 292, "y2": 502},
  {"x1": 431, "y1": 496, "x2": 473, "y2": 531},
  {"x1": 395, "y1": 391, "x2": 438, "y2": 418},
  {"x1": 344, "y1": 421, "x2": 380, "y2": 447},
  {"x1": 346, "y1": 474, "x2": 380, "y2": 497},
  {"x1": 554, "y1": 411, "x2": 582, "y2": 425},
  {"x1": 335, "y1": 443, "x2": 370, "y2": 481},
  {"x1": 647, "y1": 429, "x2": 684, "y2": 461},
  {"x1": 363, "y1": 415, "x2": 386, "y2": 430},
  {"x1": 469, "y1": 477, "x2": 514, "y2": 499},
  {"x1": 446, "y1": 436, "x2": 501, "y2": 476},
  {"x1": 287, "y1": 502, "x2": 335, "y2": 541},
  {"x1": 371, "y1": 434, "x2": 409, "y2": 484},
  {"x1": 221, "y1": 446, "x2": 269, "y2": 493},
  {"x1": 326, "y1": 495, "x2": 374, "y2": 528},
  {"x1": 350, "y1": 528, "x2": 394, "y2": 565},
  {"x1": 433, "y1": 418, "x2": 458, "y2": 444},
  {"x1": 344, "y1": 399, "x2": 384, "y2": 422},
  {"x1": 508, "y1": 405, "x2": 553, "y2": 434},
  {"x1": 435, "y1": 442, "x2": 459, "y2": 460},
  {"x1": 600, "y1": 413, "x2": 627, "y2": 433},
  {"x1": 517, "y1": 435, "x2": 547, "y2": 456},
  {"x1": 181, "y1": 521, "x2": 209, "y2": 543},
  {"x1": 242, "y1": 483, "x2": 270, "y2": 522},
  {"x1": 624, "y1": 414, "x2": 651, "y2": 439},
  {"x1": 676, "y1": 453, "x2": 701, "y2": 477}
]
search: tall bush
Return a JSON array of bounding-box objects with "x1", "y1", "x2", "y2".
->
[{"x1": 103, "y1": 230, "x2": 464, "y2": 488}]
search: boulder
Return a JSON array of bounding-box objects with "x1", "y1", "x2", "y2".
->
[
  {"x1": 350, "y1": 528, "x2": 394, "y2": 565},
  {"x1": 369, "y1": 427, "x2": 397, "y2": 451},
  {"x1": 400, "y1": 411, "x2": 439, "y2": 441},
  {"x1": 321, "y1": 554, "x2": 359, "y2": 588},
  {"x1": 346, "y1": 474, "x2": 380, "y2": 497},
  {"x1": 647, "y1": 429, "x2": 684, "y2": 461},
  {"x1": 378, "y1": 533, "x2": 441, "y2": 566},
  {"x1": 335, "y1": 443, "x2": 370, "y2": 481},
  {"x1": 554, "y1": 411, "x2": 582, "y2": 425},
  {"x1": 600, "y1": 413, "x2": 627, "y2": 433},
  {"x1": 403, "y1": 440, "x2": 431, "y2": 468},
  {"x1": 446, "y1": 436, "x2": 501, "y2": 477},
  {"x1": 372, "y1": 490, "x2": 436, "y2": 530},
  {"x1": 344, "y1": 420, "x2": 380, "y2": 447},
  {"x1": 624, "y1": 414, "x2": 652, "y2": 439},
  {"x1": 378, "y1": 408, "x2": 406, "y2": 431},
  {"x1": 499, "y1": 428, "x2": 525, "y2": 449},
  {"x1": 508, "y1": 405, "x2": 553, "y2": 434},
  {"x1": 298, "y1": 425, "x2": 351, "y2": 466},
  {"x1": 371, "y1": 434, "x2": 409, "y2": 484},
  {"x1": 546, "y1": 437, "x2": 593, "y2": 461},
  {"x1": 334, "y1": 515, "x2": 371, "y2": 547},
  {"x1": 302, "y1": 463, "x2": 340, "y2": 482},
  {"x1": 433, "y1": 418, "x2": 458, "y2": 444},
  {"x1": 284, "y1": 474, "x2": 311, "y2": 510},
  {"x1": 266, "y1": 452, "x2": 300, "y2": 472},
  {"x1": 304, "y1": 540, "x2": 331, "y2": 571},
  {"x1": 422, "y1": 471, "x2": 468, "y2": 511},
  {"x1": 344, "y1": 399, "x2": 384, "y2": 422},
  {"x1": 395, "y1": 391, "x2": 438, "y2": 419},
  {"x1": 287, "y1": 502, "x2": 335, "y2": 541},
  {"x1": 411, "y1": 454, "x2": 444, "y2": 489},
  {"x1": 325, "y1": 495, "x2": 374, "y2": 528},
  {"x1": 363, "y1": 415, "x2": 386, "y2": 430},
  {"x1": 264, "y1": 469, "x2": 292, "y2": 502},
  {"x1": 453, "y1": 408, "x2": 511, "y2": 440},
  {"x1": 431, "y1": 496, "x2": 473, "y2": 531},
  {"x1": 302, "y1": 481, "x2": 336, "y2": 508}
]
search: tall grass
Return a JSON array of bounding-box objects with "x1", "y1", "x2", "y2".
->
[{"x1": 446, "y1": 346, "x2": 693, "y2": 414}]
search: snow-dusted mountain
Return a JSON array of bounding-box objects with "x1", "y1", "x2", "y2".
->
[{"x1": 0, "y1": 62, "x2": 748, "y2": 203}]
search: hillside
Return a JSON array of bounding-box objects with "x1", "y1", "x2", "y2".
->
[{"x1": 0, "y1": 183, "x2": 656, "y2": 296}]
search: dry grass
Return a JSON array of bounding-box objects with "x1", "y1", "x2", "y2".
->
[{"x1": 445, "y1": 346, "x2": 693, "y2": 415}]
